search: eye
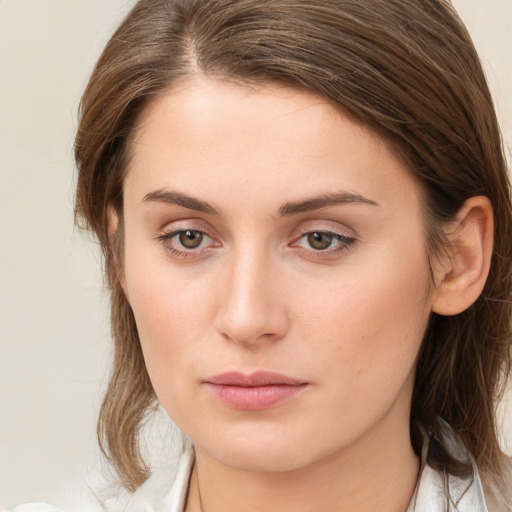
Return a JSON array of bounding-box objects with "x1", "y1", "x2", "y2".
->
[
  {"x1": 157, "y1": 228, "x2": 218, "y2": 257},
  {"x1": 291, "y1": 229, "x2": 356, "y2": 258}
]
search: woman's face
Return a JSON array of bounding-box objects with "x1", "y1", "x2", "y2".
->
[{"x1": 122, "y1": 78, "x2": 437, "y2": 472}]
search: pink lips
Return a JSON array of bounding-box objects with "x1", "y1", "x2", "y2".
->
[{"x1": 205, "y1": 371, "x2": 308, "y2": 410}]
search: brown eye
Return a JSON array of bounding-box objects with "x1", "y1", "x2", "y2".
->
[
  {"x1": 179, "y1": 230, "x2": 204, "y2": 249},
  {"x1": 307, "y1": 232, "x2": 334, "y2": 250}
]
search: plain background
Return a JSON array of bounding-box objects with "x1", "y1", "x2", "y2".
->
[{"x1": 1, "y1": 0, "x2": 511, "y2": 509}]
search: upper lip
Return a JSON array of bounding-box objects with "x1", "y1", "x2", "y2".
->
[{"x1": 206, "y1": 371, "x2": 306, "y2": 387}]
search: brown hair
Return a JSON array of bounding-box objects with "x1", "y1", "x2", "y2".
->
[{"x1": 74, "y1": 0, "x2": 512, "y2": 502}]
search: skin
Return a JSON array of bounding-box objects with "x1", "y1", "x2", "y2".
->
[{"x1": 119, "y1": 78, "x2": 490, "y2": 511}]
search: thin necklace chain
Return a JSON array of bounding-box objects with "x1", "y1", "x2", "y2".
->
[{"x1": 197, "y1": 469, "x2": 205, "y2": 512}]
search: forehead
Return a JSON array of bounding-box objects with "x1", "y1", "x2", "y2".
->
[
  {"x1": 124, "y1": 77, "x2": 421, "y2": 218},
  {"x1": 131, "y1": 78, "x2": 350, "y2": 156}
]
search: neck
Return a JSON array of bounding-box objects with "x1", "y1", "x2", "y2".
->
[{"x1": 186, "y1": 403, "x2": 419, "y2": 512}]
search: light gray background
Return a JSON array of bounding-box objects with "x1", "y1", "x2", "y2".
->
[{"x1": 1, "y1": 0, "x2": 511, "y2": 509}]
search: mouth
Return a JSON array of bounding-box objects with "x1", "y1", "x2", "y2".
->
[{"x1": 204, "y1": 371, "x2": 309, "y2": 410}]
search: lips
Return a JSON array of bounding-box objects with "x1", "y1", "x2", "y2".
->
[
  {"x1": 207, "y1": 371, "x2": 305, "y2": 387},
  {"x1": 205, "y1": 371, "x2": 308, "y2": 410}
]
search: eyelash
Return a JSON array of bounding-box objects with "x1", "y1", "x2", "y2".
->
[
  {"x1": 290, "y1": 229, "x2": 356, "y2": 259},
  {"x1": 156, "y1": 227, "x2": 356, "y2": 260}
]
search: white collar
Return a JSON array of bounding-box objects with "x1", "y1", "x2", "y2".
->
[
  {"x1": 126, "y1": 445, "x2": 194, "y2": 512},
  {"x1": 406, "y1": 422, "x2": 488, "y2": 512}
]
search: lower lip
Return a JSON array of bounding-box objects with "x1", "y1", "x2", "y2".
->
[{"x1": 206, "y1": 383, "x2": 308, "y2": 410}]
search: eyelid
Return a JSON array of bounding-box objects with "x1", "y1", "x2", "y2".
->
[
  {"x1": 156, "y1": 216, "x2": 213, "y2": 233},
  {"x1": 294, "y1": 220, "x2": 356, "y2": 239}
]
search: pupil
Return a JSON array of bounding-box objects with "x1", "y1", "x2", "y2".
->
[
  {"x1": 179, "y1": 230, "x2": 203, "y2": 249},
  {"x1": 308, "y1": 232, "x2": 332, "y2": 250}
]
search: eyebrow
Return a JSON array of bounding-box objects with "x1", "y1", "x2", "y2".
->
[
  {"x1": 278, "y1": 192, "x2": 379, "y2": 216},
  {"x1": 143, "y1": 189, "x2": 222, "y2": 216},
  {"x1": 142, "y1": 189, "x2": 378, "y2": 216}
]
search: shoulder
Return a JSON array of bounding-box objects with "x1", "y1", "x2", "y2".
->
[{"x1": 125, "y1": 446, "x2": 195, "y2": 512}]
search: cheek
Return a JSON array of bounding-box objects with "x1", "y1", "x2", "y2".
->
[
  {"x1": 296, "y1": 244, "x2": 432, "y2": 388},
  {"x1": 128, "y1": 273, "x2": 215, "y2": 354},
  {"x1": 126, "y1": 275, "x2": 215, "y2": 418},
  {"x1": 123, "y1": 241, "x2": 217, "y2": 384}
]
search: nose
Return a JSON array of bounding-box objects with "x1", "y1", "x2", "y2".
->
[{"x1": 214, "y1": 248, "x2": 289, "y2": 346}]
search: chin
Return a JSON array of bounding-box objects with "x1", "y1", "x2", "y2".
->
[
  {"x1": 195, "y1": 425, "x2": 337, "y2": 474},
  {"x1": 214, "y1": 444, "x2": 309, "y2": 473}
]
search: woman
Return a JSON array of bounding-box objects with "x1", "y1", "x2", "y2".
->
[{"x1": 27, "y1": 0, "x2": 512, "y2": 510}]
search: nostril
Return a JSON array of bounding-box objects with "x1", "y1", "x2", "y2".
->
[{"x1": 215, "y1": 304, "x2": 288, "y2": 346}]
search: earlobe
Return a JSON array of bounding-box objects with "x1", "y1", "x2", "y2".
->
[{"x1": 432, "y1": 196, "x2": 493, "y2": 316}]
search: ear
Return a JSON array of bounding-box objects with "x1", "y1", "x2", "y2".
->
[
  {"x1": 432, "y1": 196, "x2": 493, "y2": 316},
  {"x1": 107, "y1": 205, "x2": 128, "y2": 298},
  {"x1": 107, "y1": 204, "x2": 119, "y2": 239}
]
